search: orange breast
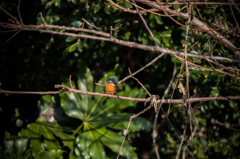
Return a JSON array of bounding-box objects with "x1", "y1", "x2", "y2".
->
[{"x1": 104, "y1": 83, "x2": 117, "y2": 95}]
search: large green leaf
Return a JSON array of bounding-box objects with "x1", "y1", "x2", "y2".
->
[
  {"x1": 59, "y1": 65, "x2": 151, "y2": 158},
  {"x1": 100, "y1": 128, "x2": 136, "y2": 158},
  {"x1": 1, "y1": 132, "x2": 31, "y2": 159},
  {"x1": 38, "y1": 149, "x2": 64, "y2": 158},
  {"x1": 19, "y1": 122, "x2": 74, "y2": 158},
  {"x1": 106, "y1": 113, "x2": 152, "y2": 131}
]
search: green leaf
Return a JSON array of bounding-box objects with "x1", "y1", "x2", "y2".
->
[
  {"x1": 163, "y1": 37, "x2": 170, "y2": 47},
  {"x1": 66, "y1": 36, "x2": 77, "y2": 42},
  {"x1": 19, "y1": 125, "x2": 43, "y2": 157},
  {"x1": 125, "y1": 1, "x2": 133, "y2": 8},
  {"x1": 78, "y1": 125, "x2": 106, "y2": 159},
  {"x1": 2, "y1": 131, "x2": 30, "y2": 159},
  {"x1": 104, "y1": 4, "x2": 112, "y2": 14},
  {"x1": 159, "y1": 31, "x2": 171, "y2": 37},
  {"x1": 100, "y1": 128, "x2": 137, "y2": 158},
  {"x1": 19, "y1": 123, "x2": 60, "y2": 157},
  {"x1": 45, "y1": 1, "x2": 53, "y2": 9},
  {"x1": 106, "y1": 113, "x2": 152, "y2": 131},
  {"x1": 142, "y1": 37, "x2": 148, "y2": 45},
  {"x1": 202, "y1": 71, "x2": 209, "y2": 78},
  {"x1": 192, "y1": 74, "x2": 199, "y2": 83},
  {"x1": 77, "y1": 39, "x2": 83, "y2": 52},
  {"x1": 201, "y1": 105, "x2": 205, "y2": 113},
  {"x1": 211, "y1": 87, "x2": 219, "y2": 96},
  {"x1": 16, "y1": 118, "x2": 23, "y2": 127},
  {"x1": 60, "y1": 65, "x2": 145, "y2": 158},
  {"x1": 3, "y1": 136, "x2": 15, "y2": 159},
  {"x1": 202, "y1": 79, "x2": 207, "y2": 84},
  {"x1": 69, "y1": 42, "x2": 78, "y2": 52},
  {"x1": 48, "y1": 126, "x2": 75, "y2": 150},
  {"x1": 69, "y1": 21, "x2": 82, "y2": 27},
  {"x1": 173, "y1": 4, "x2": 180, "y2": 10},
  {"x1": 94, "y1": 4, "x2": 102, "y2": 14},
  {"x1": 38, "y1": 150, "x2": 64, "y2": 158},
  {"x1": 155, "y1": 15, "x2": 163, "y2": 25},
  {"x1": 14, "y1": 138, "x2": 28, "y2": 157}
]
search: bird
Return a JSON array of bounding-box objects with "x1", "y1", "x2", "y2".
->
[{"x1": 104, "y1": 76, "x2": 122, "y2": 97}]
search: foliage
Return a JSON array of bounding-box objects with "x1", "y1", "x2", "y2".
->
[
  {"x1": 1, "y1": 65, "x2": 151, "y2": 158},
  {"x1": 0, "y1": 0, "x2": 240, "y2": 158}
]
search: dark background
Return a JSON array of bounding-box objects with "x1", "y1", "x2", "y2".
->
[{"x1": 1, "y1": 0, "x2": 240, "y2": 158}]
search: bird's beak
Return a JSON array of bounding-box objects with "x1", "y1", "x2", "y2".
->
[{"x1": 117, "y1": 84, "x2": 122, "y2": 91}]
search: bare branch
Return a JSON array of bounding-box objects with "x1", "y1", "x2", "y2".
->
[
  {"x1": 166, "y1": 48, "x2": 240, "y2": 79},
  {"x1": 119, "y1": 53, "x2": 164, "y2": 83},
  {"x1": 228, "y1": 0, "x2": 240, "y2": 33},
  {"x1": 152, "y1": 62, "x2": 177, "y2": 159},
  {"x1": 136, "y1": 0, "x2": 240, "y2": 58},
  {"x1": 17, "y1": 0, "x2": 23, "y2": 24},
  {"x1": 0, "y1": 22, "x2": 239, "y2": 63},
  {"x1": 82, "y1": 18, "x2": 103, "y2": 32},
  {"x1": 117, "y1": 104, "x2": 152, "y2": 159},
  {"x1": 40, "y1": 12, "x2": 47, "y2": 25},
  {"x1": 212, "y1": 119, "x2": 240, "y2": 133},
  {"x1": 107, "y1": 0, "x2": 159, "y2": 14},
  {"x1": 126, "y1": 0, "x2": 187, "y2": 17},
  {"x1": 0, "y1": 6, "x2": 20, "y2": 24},
  {"x1": 1, "y1": 87, "x2": 240, "y2": 103},
  {"x1": 176, "y1": 124, "x2": 187, "y2": 159},
  {"x1": 128, "y1": 68, "x2": 151, "y2": 96},
  {"x1": 182, "y1": 126, "x2": 198, "y2": 159},
  {"x1": 160, "y1": 1, "x2": 240, "y2": 5}
]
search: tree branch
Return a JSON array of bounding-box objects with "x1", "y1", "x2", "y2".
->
[
  {"x1": 135, "y1": 0, "x2": 240, "y2": 58},
  {"x1": 1, "y1": 87, "x2": 240, "y2": 104},
  {"x1": 0, "y1": 22, "x2": 239, "y2": 63}
]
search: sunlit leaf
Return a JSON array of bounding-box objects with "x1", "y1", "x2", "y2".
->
[
  {"x1": 69, "y1": 42, "x2": 78, "y2": 52},
  {"x1": 94, "y1": 4, "x2": 102, "y2": 14},
  {"x1": 68, "y1": 21, "x2": 82, "y2": 27}
]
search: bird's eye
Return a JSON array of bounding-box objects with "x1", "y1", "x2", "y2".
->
[{"x1": 109, "y1": 80, "x2": 115, "y2": 85}]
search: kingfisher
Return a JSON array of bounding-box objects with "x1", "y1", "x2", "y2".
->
[{"x1": 104, "y1": 76, "x2": 122, "y2": 96}]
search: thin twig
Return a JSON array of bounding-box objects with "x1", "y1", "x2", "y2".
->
[
  {"x1": 154, "y1": 0, "x2": 221, "y2": 32},
  {"x1": 119, "y1": 53, "x2": 164, "y2": 84},
  {"x1": 132, "y1": 0, "x2": 158, "y2": 47},
  {"x1": 176, "y1": 123, "x2": 187, "y2": 159},
  {"x1": 17, "y1": 0, "x2": 23, "y2": 24},
  {"x1": 166, "y1": 48, "x2": 239, "y2": 79},
  {"x1": 69, "y1": 75, "x2": 73, "y2": 89},
  {"x1": 184, "y1": 3, "x2": 194, "y2": 147},
  {"x1": 212, "y1": 119, "x2": 240, "y2": 133},
  {"x1": 0, "y1": 6, "x2": 20, "y2": 24},
  {"x1": 82, "y1": 18, "x2": 103, "y2": 32},
  {"x1": 107, "y1": 0, "x2": 159, "y2": 14},
  {"x1": 158, "y1": 1, "x2": 240, "y2": 5},
  {"x1": 128, "y1": 68, "x2": 151, "y2": 96},
  {"x1": 228, "y1": 0, "x2": 240, "y2": 33},
  {"x1": 160, "y1": 106, "x2": 196, "y2": 159},
  {"x1": 231, "y1": 0, "x2": 240, "y2": 14},
  {"x1": 137, "y1": 0, "x2": 240, "y2": 57},
  {"x1": 182, "y1": 126, "x2": 197, "y2": 159},
  {"x1": 116, "y1": 105, "x2": 152, "y2": 159},
  {"x1": 193, "y1": 0, "x2": 240, "y2": 55},
  {"x1": 40, "y1": 12, "x2": 47, "y2": 25},
  {"x1": 0, "y1": 29, "x2": 22, "y2": 46},
  {"x1": 152, "y1": 61, "x2": 177, "y2": 159},
  {"x1": 126, "y1": 0, "x2": 187, "y2": 17}
]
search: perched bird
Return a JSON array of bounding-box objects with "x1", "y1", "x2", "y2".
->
[{"x1": 104, "y1": 76, "x2": 122, "y2": 96}]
